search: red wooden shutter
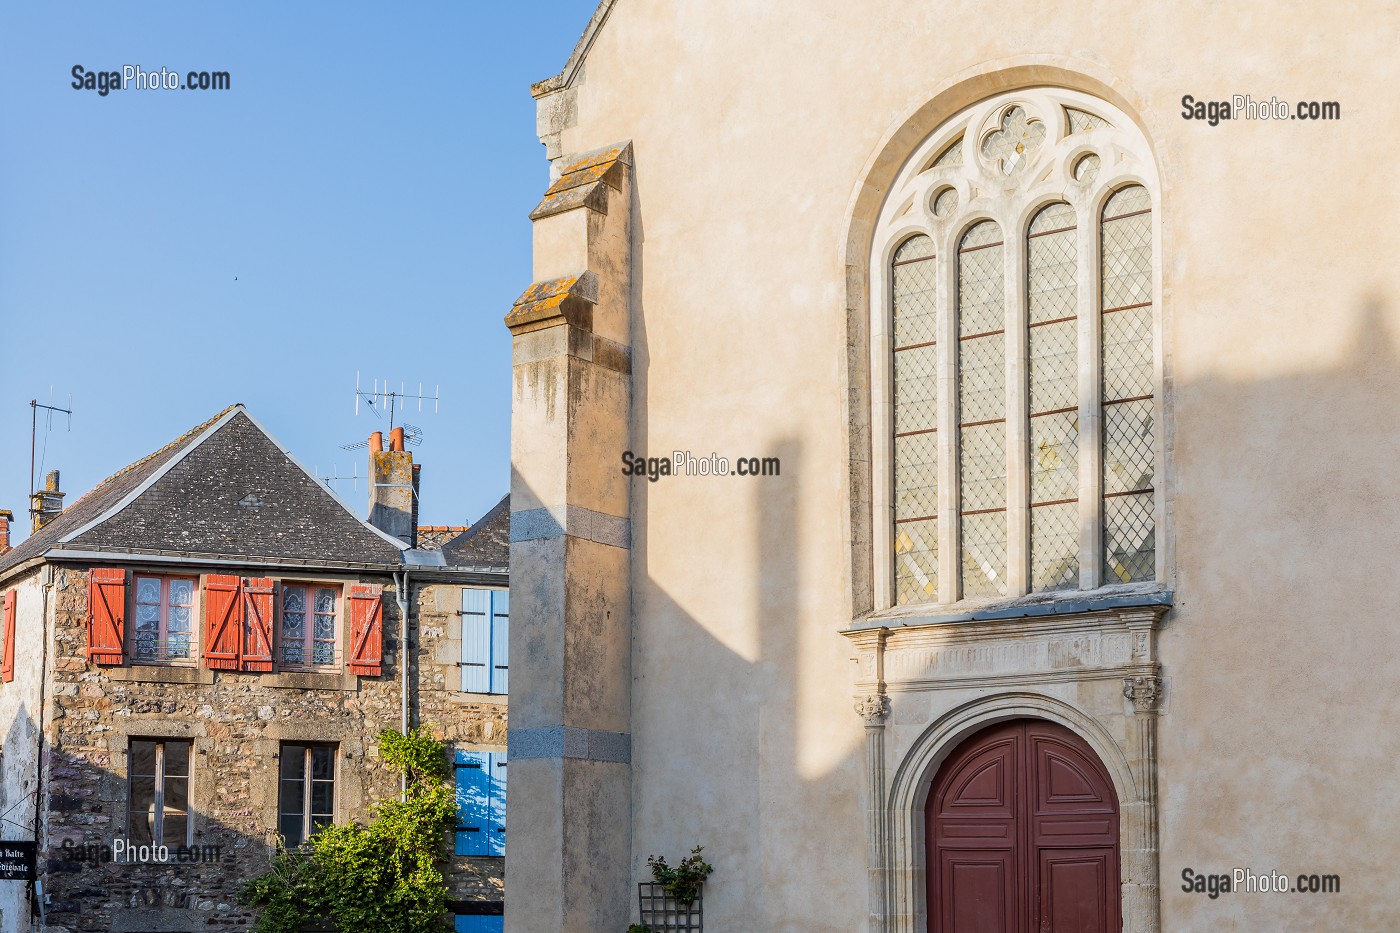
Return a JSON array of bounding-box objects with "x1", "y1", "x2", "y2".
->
[
  {"x1": 88, "y1": 568, "x2": 127, "y2": 665},
  {"x1": 203, "y1": 574, "x2": 244, "y2": 670},
  {"x1": 241, "y1": 577, "x2": 275, "y2": 672},
  {"x1": 346, "y1": 583, "x2": 383, "y2": 676},
  {"x1": 1, "y1": 590, "x2": 16, "y2": 682}
]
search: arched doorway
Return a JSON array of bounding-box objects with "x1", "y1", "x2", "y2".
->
[{"x1": 926, "y1": 719, "x2": 1120, "y2": 932}]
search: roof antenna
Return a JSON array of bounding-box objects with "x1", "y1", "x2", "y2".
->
[
  {"x1": 353, "y1": 371, "x2": 440, "y2": 434},
  {"x1": 29, "y1": 392, "x2": 73, "y2": 511}
]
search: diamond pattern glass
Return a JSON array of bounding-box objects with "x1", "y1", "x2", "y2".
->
[
  {"x1": 1102, "y1": 225, "x2": 1152, "y2": 311},
  {"x1": 895, "y1": 432, "x2": 937, "y2": 520},
  {"x1": 933, "y1": 188, "x2": 958, "y2": 218},
  {"x1": 981, "y1": 106, "x2": 1046, "y2": 176},
  {"x1": 1074, "y1": 153, "x2": 1101, "y2": 184},
  {"x1": 894, "y1": 344, "x2": 937, "y2": 434},
  {"x1": 1066, "y1": 107, "x2": 1109, "y2": 133},
  {"x1": 958, "y1": 228, "x2": 1004, "y2": 337},
  {"x1": 1102, "y1": 305, "x2": 1153, "y2": 400},
  {"x1": 959, "y1": 334, "x2": 1005, "y2": 423},
  {"x1": 1031, "y1": 501, "x2": 1080, "y2": 591},
  {"x1": 893, "y1": 254, "x2": 937, "y2": 347},
  {"x1": 1030, "y1": 410, "x2": 1078, "y2": 503},
  {"x1": 932, "y1": 135, "x2": 963, "y2": 168},
  {"x1": 1103, "y1": 398, "x2": 1154, "y2": 495},
  {"x1": 1030, "y1": 321, "x2": 1077, "y2": 412},
  {"x1": 894, "y1": 234, "x2": 934, "y2": 263},
  {"x1": 960, "y1": 510, "x2": 1008, "y2": 598},
  {"x1": 959, "y1": 421, "x2": 1006, "y2": 512},
  {"x1": 893, "y1": 236, "x2": 939, "y2": 605},
  {"x1": 1028, "y1": 241, "x2": 1076, "y2": 323},
  {"x1": 895, "y1": 518, "x2": 938, "y2": 603},
  {"x1": 1104, "y1": 491, "x2": 1155, "y2": 583}
]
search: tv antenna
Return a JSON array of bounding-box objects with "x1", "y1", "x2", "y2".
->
[
  {"x1": 315, "y1": 462, "x2": 361, "y2": 493},
  {"x1": 30, "y1": 392, "x2": 74, "y2": 500},
  {"x1": 353, "y1": 373, "x2": 440, "y2": 432}
]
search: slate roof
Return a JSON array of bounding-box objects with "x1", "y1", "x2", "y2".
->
[
  {"x1": 0, "y1": 405, "x2": 406, "y2": 580},
  {"x1": 440, "y1": 495, "x2": 509, "y2": 571},
  {"x1": 0, "y1": 405, "x2": 238, "y2": 577}
]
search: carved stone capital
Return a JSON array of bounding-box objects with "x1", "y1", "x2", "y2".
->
[
  {"x1": 1123, "y1": 674, "x2": 1164, "y2": 712},
  {"x1": 855, "y1": 693, "x2": 891, "y2": 727}
]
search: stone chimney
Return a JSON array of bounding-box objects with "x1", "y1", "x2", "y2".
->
[
  {"x1": 31, "y1": 469, "x2": 65, "y2": 532},
  {"x1": 367, "y1": 428, "x2": 415, "y2": 546},
  {"x1": 0, "y1": 510, "x2": 13, "y2": 554}
]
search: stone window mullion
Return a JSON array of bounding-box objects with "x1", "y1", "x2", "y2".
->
[
  {"x1": 936, "y1": 245, "x2": 960, "y2": 604},
  {"x1": 1078, "y1": 202, "x2": 1104, "y2": 589},
  {"x1": 1004, "y1": 214, "x2": 1030, "y2": 597}
]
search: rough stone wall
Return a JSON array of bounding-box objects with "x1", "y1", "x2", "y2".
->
[
  {"x1": 38, "y1": 565, "x2": 405, "y2": 933},
  {"x1": 413, "y1": 579, "x2": 508, "y2": 906}
]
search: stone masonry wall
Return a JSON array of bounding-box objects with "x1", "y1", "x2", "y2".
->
[
  {"x1": 413, "y1": 579, "x2": 508, "y2": 907},
  {"x1": 40, "y1": 565, "x2": 405, "y2": 933}
]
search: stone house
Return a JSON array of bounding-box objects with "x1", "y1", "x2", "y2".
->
[
  {"x1": 0, "y1": 404, "x2": 510, "y2": 932},
  {"x1": 504, "y1": 2, "x2": 1400, "y2": 931}
]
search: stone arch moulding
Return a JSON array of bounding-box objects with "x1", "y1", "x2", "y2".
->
[
  {"x1": 840, "y1": 56, "x2": 1172, "y2": 619},
  {"x1": 883, "y1": 691, "x2": 1157, "y2": 933}
]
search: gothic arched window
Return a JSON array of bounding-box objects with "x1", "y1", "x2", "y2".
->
[{"x1": 877, "y1": 90, "x2": 1160, "y2": 608}]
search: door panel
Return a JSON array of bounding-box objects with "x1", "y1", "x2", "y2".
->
[{"x1": 927, "y1": 720, "x2": 1120, "y2": 933}]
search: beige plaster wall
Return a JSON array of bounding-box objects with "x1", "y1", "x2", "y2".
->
[
  {"x1": 539, "y1": 2, "x2": 1400, "y2": 929},
  {"x1": 0, "y1": 570, "x2": 46, "y2": 933}
]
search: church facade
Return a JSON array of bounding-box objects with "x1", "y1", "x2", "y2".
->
[{"x1": 505, "y1": 3, "x2": 1397, "y2": 930}]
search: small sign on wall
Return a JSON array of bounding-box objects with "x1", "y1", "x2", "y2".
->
[{"x1": 0, "y1": 841, "x2": 36, "y2": 881}]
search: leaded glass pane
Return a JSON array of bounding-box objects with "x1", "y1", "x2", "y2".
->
[
  {"x1": 981, "y1": 106, "x2": 1046, "y2": 176},
  {"x1": 1030, "y1": 411, "x2": 1078, "y2": 503},
  {"x1": 960, "y1": 510, "x2": 1008, "y2": 599},
  {"x1": 1102, "y1": 186, "x2": 1152, "y2": 311},
  {"x1": 933, "y1": 188, "x2": 958, "y2": 218},
  {"x1": 894, "y1": 432, "x2": 937, "y2": 520},
  {"x1": 1066, "y1": 107, "x2": 1109, "y2": 133},
  {"x1": 893, "y1": 234, "x2": 939, "y2": 606},
  {"x1": 1102, "y1": 305, "x2": 1153, "y2": 401},
  {"x1": 1029, "y1": 321, "x2": 1077, "y2": 412},
  {"x1": 1031, "y1": 502, "x2": 1079, "y2": 591},
  {"x1": 1028, "y1": 204, "x2": 1077, "y2": 325},
  {"x1": 959, "y1": 421, "x2": 1006, "y2": 513},
  {"x1": 932, "y1": 135, "x2": 963, "y2": 168},
  {"x1": 958, "y1": 227, "x2": 1003, "y2": 336},
  {"x1": 1103, "y1": 399, "x2": 1154, "y2": 494},
  {"x1": 893, "y1": 255, "x2": 936, "y2": 348},
  {"x1": 959, "y1": 334, "x2": 1005, "y2": 423},
  {"x1": 894, "y1": 343, "x2": 937, "y2": 435},
  {"x1": 1074, "y1": 153, "x2": 1101, "y2": 184},
  {"x1": 1105, "y1": 491, "x2": 1155, "y2": 583},
  {"x1": 894, "y1": 519, "x2": 938, "y2": 604}
]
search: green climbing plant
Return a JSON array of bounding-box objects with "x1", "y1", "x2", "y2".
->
[
  {"x1": 242, "y1": 727, "x2": 456, "y2": 933},
  {"x1": 646, "y1": 845, "x2": 714, "y2": 907}
]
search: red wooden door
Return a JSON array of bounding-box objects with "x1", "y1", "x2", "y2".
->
[{"x1": 927, "y1": 720, "x2": 1119, "y2": 933}]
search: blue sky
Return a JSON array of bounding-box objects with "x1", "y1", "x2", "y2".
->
[{"x1": 0, "y1": 1, "x2": 596, "y2": 545}]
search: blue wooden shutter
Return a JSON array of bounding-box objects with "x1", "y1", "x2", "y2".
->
[
  {"x1": 455, "y1": 917, "x2": 504, "y2": 933},
  {"x1": 490, "y1": 590, "x2": 509, "y2": 694},
  {"x1": 454, "y1": 750, "x2": 489, "y2": 856},
  {"x1": 487, "y1": 751, "x2": 507, "y2": 857},
  {"x1": 461, "y1": 589, "x2": 491, "y2": 693}
]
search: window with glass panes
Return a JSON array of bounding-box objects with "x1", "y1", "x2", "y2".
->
[
  {"x1": 880, "y1": 90, "x2": 1159, "y2": 606},
  {"x1": 128, "y1": 738, "x2": 192, "y2": 846},
  {"x1": 279, "y1": 743, "x2": 335, "y2": 847},
  {"x1": 280, "y1": 584, "x2": 338, "y2": 668},
  {"x1": 131, "y1": 575, "x2": 196, "y2": 662}
]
